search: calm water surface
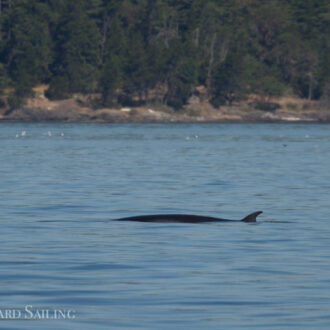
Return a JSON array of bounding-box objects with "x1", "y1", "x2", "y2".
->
[{"x1": 1, "y1": 123, "x2": 330, "y2": 329}]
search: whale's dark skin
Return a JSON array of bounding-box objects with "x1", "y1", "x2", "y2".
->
[{"x1": 116, "y1": 211, "x2": 262, "y2": 223}]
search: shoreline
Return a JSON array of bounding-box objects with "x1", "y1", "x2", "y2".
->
[{"x1": 0, "y1": 93, "x2": 329, "y2": 123}]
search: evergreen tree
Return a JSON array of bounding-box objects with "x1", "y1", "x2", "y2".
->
[
  {"x1": 211, "y1": 54, "x2": 239, "y2": 106},
  {"x1": 148, "y1": 0, "x2": 179, "y2": 48},
  {"x1": 164, "y1": 40, "x2": 198, "y2": 109},
  {"x1": 2, "y1": 0, "x2": 52, "y2": 89},
  {"x1": 46, "y1": 0, "x2": 101, "y2": 99},
  {"x1": 121, "y1": 32, "x2": 150, "y2": 104},
  {"x1": 100, "y1": 55, "x2": 122, "y2": 106},
  {"x1": 98, "y1": 11, "x2": 127, "y2": 105},
  {"x1": 197, "y1": 1, "x2": 232, "y2": 96},
  {"x1": 0, "y1": 0, "x2": 328, "y2": 109},
  {"x1": 242, "y1": 55, "x2": 285, "y2": 101}
]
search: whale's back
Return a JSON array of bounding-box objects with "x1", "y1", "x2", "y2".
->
[{"x1": 117, "y1": 211, "x2": 262, "y2": 223}]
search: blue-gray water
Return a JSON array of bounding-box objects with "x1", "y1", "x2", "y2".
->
[{"x1": 1, "y1": 123, "x2": 330, "y2": 329}]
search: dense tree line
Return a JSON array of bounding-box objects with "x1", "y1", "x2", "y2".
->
[{"x1": 0, "y1": 0, "x2": 329, "y2": 110}]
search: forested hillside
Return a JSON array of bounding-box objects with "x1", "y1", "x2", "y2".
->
[{"x1": 0, "y1": 0, "x2": 329, "y2": 110}]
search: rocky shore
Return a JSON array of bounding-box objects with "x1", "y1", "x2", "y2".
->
[{"x1": 0, "y1": 91, "x2": 329, "y2": 123}]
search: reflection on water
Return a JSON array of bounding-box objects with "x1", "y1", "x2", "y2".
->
[{"x1": 1, "y1": 123, "x2": 330, "y2": 329}]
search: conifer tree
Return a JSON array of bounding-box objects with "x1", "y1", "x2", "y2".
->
[
  {"x1": 0, "y1": 0, "x2": 328, "y2": 108},
  {"x1": 47, "y1": 0, "x2": 101, "y2": 98},
  {"x1": 3, "y1": 0, "x2": 52, "y2": 89}
]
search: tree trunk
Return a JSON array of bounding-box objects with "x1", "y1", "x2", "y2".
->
[
  {"x1": 193, "y1": 28, "x2": 200, "y2": 47},
  {"x1": 219, "y1": 36, "x2": 229, "y2": 64},
  {"x1": 308, "y1": 71, "x2": 314, "y2": 101}
]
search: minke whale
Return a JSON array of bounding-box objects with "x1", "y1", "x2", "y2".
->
[{"x1": 116, "y1": 211, "x2": 262, "y2": 223}]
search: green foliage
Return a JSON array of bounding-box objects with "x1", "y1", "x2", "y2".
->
[
  {"x1": 45, "y1": 76, "x2": 70, "y2": 100},
  {"x1": 0, "y1": 0, "x2": 329, "y2": 109},
  {"x1": 242, "y1": 55, "x2": 286, "y2": 100},
  {"x1": 8, "y1": 84, "x2": 34, "y2": 110},
  {"x1": 0, "y1": 64, "x2": 9, "y2": 94},
  {"x1": 47, "y1": 0, "x2": 101, "y2": 97},
  {"x1": 211, "y1": 51, "x2": 244, "y2": 106},
  {"x1": 121, "y1": 32, "x2": 150, "y2": 102},
  {"x1": 2, "y1": 1, "x2": 52, "y2": 88},
  {"x1": 100, "y1": 56, "x2": 122, "y2": 106},
  {"x1": 164, "y1": 40, "x2": 198, "y2": 110}
]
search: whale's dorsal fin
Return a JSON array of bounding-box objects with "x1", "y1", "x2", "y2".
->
[{"x1": 241, "y1": 211, "x2": 263, "y2": 222}]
